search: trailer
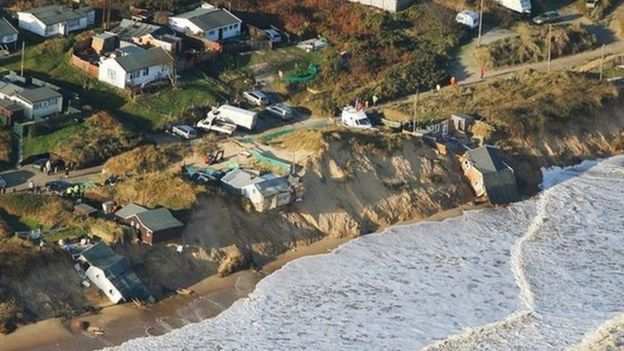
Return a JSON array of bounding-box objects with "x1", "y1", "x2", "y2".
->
[
  {"x1": 196, "y1": 114, "x2": 237, "y2": 135},
  {"x1": 494, "y1": 0, "x2": 531, "y2": 14},
  {"x1": 207, "y1": 105, "x2": 258, "y2": 131}
]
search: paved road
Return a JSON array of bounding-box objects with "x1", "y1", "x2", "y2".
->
[{"x1": 0, "y1": 164, "x2": 103, "y2": 192}]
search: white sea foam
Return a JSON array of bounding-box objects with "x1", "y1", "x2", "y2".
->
[{"x1": 108, "y1": 156, "x2": 624, "y2": 351}]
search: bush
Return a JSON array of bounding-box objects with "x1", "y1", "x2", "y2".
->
[
  {"x1": 104, "y1": 145, "x2": 183, "y2": 177},
  {"x1": 52, "y1": 112, "x2": 139, "y2": 168},
  {"x1": 0, "y1": 194, "x2": 74, "y2": 228},
  {"x1": 474, "y1": 23, "x2": 597, "y2": 67},
  {"x1": 113, "y1": 171, "x2": 202, "y2": 210}
]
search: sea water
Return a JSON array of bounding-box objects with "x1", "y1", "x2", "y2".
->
[{"x1": 109, "y1": 156, "x2": 624, "y2": 351}]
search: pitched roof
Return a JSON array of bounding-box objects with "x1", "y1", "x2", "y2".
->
[
  {"x1": 0, "y1": 98, "x2": 23, "y2": 111},
  {"x1": 467, "y1": 145, "x2": 509, "y2": 174},
  {"x1": 20, "y1": 5, "x2": 93, "y2": 26},
  {"x1": 108, "y1": 19, "x2": 172, "y2": 40},
  {"x1": 173, "y1": 8, "x2": 241, "y2": 32},
  {"x1": 135, "y1": 208, "x2": 183, "y2": 232},
  {"x1": 80, "y1": 242, "x2": 124, "y2": 270},
  {"x1": 0, "y1": 17, "x2": 18, "y2": 38},
  {"x1": 15, "y1": 87, "x2": 61, "y2": 104},
  {"x1": 115, "y1": 203, "x2": 148, "y2": 219},
  {"x1": 0, "y1": 81, "x2": 22, "y2": 97},
  {"x1": 113, "y1": 47, "x2": 173, "y2": 72}
]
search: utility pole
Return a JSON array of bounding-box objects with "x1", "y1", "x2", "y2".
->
[
  {"x1": 477, "y1": 0, "x2": 484, "y2": 47},
  {"x1": 600, "y1": 44, "x2": 606, "y2": 81},
  {"x1": 412, "y1": 90, "x2": 419, "y2": 134},
  {"x1": 20, "y1": 41, "x2": 25, "y2": 77},
  {"x1": 547, "y1": 24, "x2": 553, "y2": 72}
]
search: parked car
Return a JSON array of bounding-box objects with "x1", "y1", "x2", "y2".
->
[
  {"x1": 171, "y1": 125, "x2": 198, "y2": 140},
  {"x1": 0, "y1": 175, "x2": 6, "y2": 188},
  {"x1": 532, "y1": 11, "x2": 560, "y2": 24},
  {"x1": 243, "y1": 91, "x2": 270, "y2": 106},
  {"x1": 263, "y1": 29, "x2": 282, "y2": 43},
  {"x1": 266, "y1": 104, "x2": 293, "y2": 120},
  {"x1": 45, "y1": 180, "x2": 73, "y2": 195},
  {"x1": 456, "y1": 11, "x2": 479, "y2": 29}
]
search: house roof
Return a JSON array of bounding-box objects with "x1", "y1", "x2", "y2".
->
[
  {"x1": 115, "y1": 203, "x2": 148, "y2": 219},
  {"x1": 0, "y1": 17, "x2": 18, "y2": 38},
  {"x1": 20, "y1": 5, "x2": 93, "y2": 26},
  {"x1": 114, "y1": 47, "x2": 173, "y2": 72},
  {"x1": 0, "y1": 98, "x2": 23, "y2": 111},
  {"x1": 80, "y1": 242, "x2": 151, "y2": 301},
  {"x1": 255, "y1": 176, "x2": 291, "y2": 196},
  {"x1": 15, "y1": 87, "x2": 61, "y2": 104},
  {"x1": 467, "y1": 145, "x2": 509, "y2": 174},
  {"x1": 221, "y1": 168, "x2": 265, "y2": 189},
  {"x1": 0, "y1": 81, "x2": 22, "y2": 97},
  {"x1": 108, "y1": 19, "x2": 172, "y2": 40},
  {"x1": 80, "y1": 242, "x2": 124, "y2": 270},
  {"x1": 173, "y1": 8, "x2": 241, "y2": 32},
  {"x1": 135, "y1": 208, "x2": 183, "y2": 232}
]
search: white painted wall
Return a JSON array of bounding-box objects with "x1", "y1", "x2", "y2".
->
[
  {"x1": 17, "y1": 10, "x2": 95, "y2": 37},
  {"x1": 168, "y1": 17, "x2": 240, "y2": 41},
  {"x1": 17, "y1": 13, "x2": 46, "y2": 36},
  {"x1": 85, "y1": 266, "x2": 125, "y2": 303},
  {"x1": 7, "y1": 95, "x2": 62, "y2": 119},
  {"x1": 99, "y1": 58, "x2": 171, "y2": 89}
]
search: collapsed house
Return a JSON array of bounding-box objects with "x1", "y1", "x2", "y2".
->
[
  {"x1": 77, "y1": 242, "x2": 152, "y2": 304},
  {"x1": 460, "y1": 145, "x2": 520, "y2": 205},
  {"x1": 220, "y1": 168, "x2": 302, "y2": 212}
]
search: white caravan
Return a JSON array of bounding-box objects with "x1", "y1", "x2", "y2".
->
[
  {"x1": 341, "y1": 106, "x2": 372, "y2": 129},
  {"x1": 495, "y1": 0, "x2": 531, "y2": 14}
]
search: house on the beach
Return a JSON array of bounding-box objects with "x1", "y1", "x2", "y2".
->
[
  {"x1": 17, "y1": 5, "x2": 95, "y2": 37},
  {"x1": 98, "y1": 47, "x2": 174, "y2": 89},
  {"x1": 77, "y1": 242, "x2": 152, "y2": 304},
  {"x1": 220, "y1": 168, "x2": 296, "y2": 212},
  {"x1": 168, "y1": 5, "x2": 242, "y2": 41},
  {"x1": 460, "y1": 145, "x2": 520, "y2": 204},
  {"x1": 0, "y1": 17, "x2": 19, "y2": 51},
  {"x1": 115, "y1": 203, "x2": 184, "y2": 245}
]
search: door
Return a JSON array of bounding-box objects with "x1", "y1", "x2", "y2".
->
[{"x1": 218, "y1": 28, "x2": 223, "y2": 40}]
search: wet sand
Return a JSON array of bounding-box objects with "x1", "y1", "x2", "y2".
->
[{"x1": 0, "y1": 204, "x2": 481, "y2": 351}]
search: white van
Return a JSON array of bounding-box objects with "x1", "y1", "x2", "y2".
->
[
  {"x1": 171, "y1": 125, "x2": 198, "y2": 140},
  {"x1": 456, "y1": 11, "x2": 479, "y2": 29},
  {"x1": 341, "y1": 106, "x2": 372, "y2": 129}
]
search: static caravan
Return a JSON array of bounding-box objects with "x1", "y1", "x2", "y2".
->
[{"x1": 495, "y1": 0, "x2": 531, "y2": 14}]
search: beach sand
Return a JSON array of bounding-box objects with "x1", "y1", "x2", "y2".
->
[{"x1": 0, "y1": 204, "x2": 480, "y2": 351}]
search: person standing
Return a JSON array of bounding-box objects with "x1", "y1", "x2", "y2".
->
[
  {"x1": 450, "y1": 76, "x2": 457, "y2": 88},
  {"x1": 28, "y1": 180, "x2": 34, "y2": 193},
  {"x1": 479, "y1": 64, "x2": 485, "y2": 80},
  {"x1": 45, "y1": 160, "x2": 52, "y2": 176},
  {"x1": 372, "y1": 94, "x2": 379, "y2": 106}
]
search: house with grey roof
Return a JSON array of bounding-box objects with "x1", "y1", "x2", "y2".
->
[
  {"x1": 0, "y1": 77, "x2": 63, "y2": 120},
  {"x1": 168, "y1": 4, "x2": 242, "y2": 42},
  {"x1": 77, "y1": 242, "x2": 152, "y2": 304},
  {"x1": 107, "y1": 19, "x2": 181, "y2": 54},
  {"x1": 98, "y1": 46, "x2": 174, "y2": 89},
  {"x1": 460, "y1": 145, "x2": 520, "y2": 205},
  {"x1": 17, "y1": 5, "x2": 95, "y2": 37},
  {"x1": 0, "y1": 17, "x2": 18, "y2": 51},
  {"x1": 221, "y1": 168, "x2": 295, "y2": 212},
  {"x1": 116, "y1": 204, "x2": 184, "y2": 245}
]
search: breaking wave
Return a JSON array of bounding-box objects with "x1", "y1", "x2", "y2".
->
[{"x1": 108, "y1": 156, "x2": 624, "y2": 351}]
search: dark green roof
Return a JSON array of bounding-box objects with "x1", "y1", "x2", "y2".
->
[
  {"x1": 80, "y1": 242, "x2": 124, "y2": 270},
  {"x1": 0, "y1": 17, "x2": 18, "y2": 38},
  {"x1": 21, "y1": 5, "x2": 93, "y2": 26},
  {"x1": 15, "y1": 87, "x2": 61, "y2": 104},
  {"x1": 114, "y1": 47, "x2": 173, "y2": 72},
  {"x1": 135, "y1": 208, "x2": 183, "y2": 232},
  {"x1": 115, "y1": 203, "x2": 148, "y2": 219},
  {"x1": 467, "y1": 145, "x2": 509, "y2": 174},
  {"x1": 174, "y1": 8, "x2": 241, "y2": 32}
]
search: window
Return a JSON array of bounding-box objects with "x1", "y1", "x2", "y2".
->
[
  {"x1": 209, "y1": 30, "x2": 215, "y2": 35},
  {"x1": 130, "y1": 71, "x2": 140, "y2": 79},
  {"x1": 107, "y1": 68, "x2": 116, "y2": 81},
  {"x1": 142, "y1": 67, "x2": 149, "y2": 76},
  {"x1": 68, "y1": 19, "x2": 80, "y2": 28}
]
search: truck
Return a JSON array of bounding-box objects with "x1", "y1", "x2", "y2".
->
[
  {"x1": 207, "y1": 104, "x2": 257, "y2": 130},
  {"x1": 196, "y1": 114, "x2": 237, "y2": 135},
  {"x1": 341, "y1": 106, "x2": 373, "y2": 129},
  {"x1": 494, "y1": 0, "x2": 531, "y2": 14}
]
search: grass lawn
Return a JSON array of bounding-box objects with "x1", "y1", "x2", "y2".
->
[
  {"x1": 1, "y1": 36, "x2": 230, "y2": 131},
  {"x1": 45, "y1": 227, "x2": 85, "y2": 242},
  {"x1": 22, "y1": 123, "x2": 88, "y2": 158}
]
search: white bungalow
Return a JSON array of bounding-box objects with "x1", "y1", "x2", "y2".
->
[
  {"x1": 168, "y1": 6, "x2": 242, "y2": 41},
  {"x1": 17, "y1": 5, "x2": 95, "y2": 37},
  {"x1": 98, "y1": 47, "x2": 174, "y2": 89}
]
